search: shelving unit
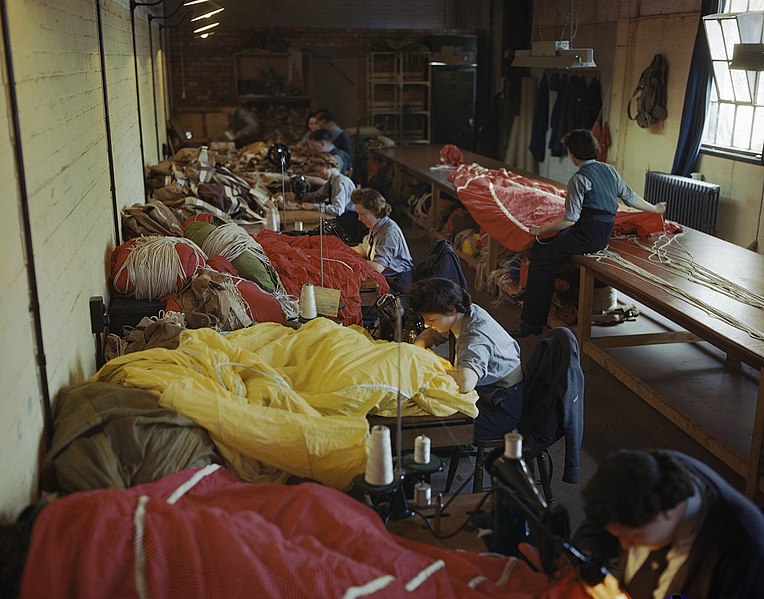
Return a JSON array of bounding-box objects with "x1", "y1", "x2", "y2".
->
[{"x1": 367, "y1": 51, "x2": 431, "y2": 144}]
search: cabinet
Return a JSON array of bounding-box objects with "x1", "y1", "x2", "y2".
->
[{"x1": 367, "y1": 52, "x2": 431, "y2": 144}]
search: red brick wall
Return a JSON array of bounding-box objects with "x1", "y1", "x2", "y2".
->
[{"x1": 167, "y1": 27, "x2": 473, "y2": 125}]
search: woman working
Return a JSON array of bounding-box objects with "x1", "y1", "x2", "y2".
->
[
  {"x1": 351, "y1": 188, "x2": 413, "y2": 295},
  {"x1": 407, "y1": 278, "x2": 523, "y2": 440},
  {"x1": 299, "y1": 154, "x2": 355, "y2": 217}
]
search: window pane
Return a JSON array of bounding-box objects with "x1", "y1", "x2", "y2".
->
[
  {"x1": 704, "y1": 101, "x2": 720, "y2": 144},
  {"x1": 721, "y1": 18, "x2": 741, "y2": 60},
  {"x1": 732, "y1": 68, "x2": 752, "y2": 101},
  {"x1": 733, "y1": 105, "x2": 754, "y2": 147},
  {"x1": 750, "y1": 0, "x2": 764, "y2": 10},
  {"x1": 714, "y1": 61, "x2": 736, "y2": 100},
  {"x1": 751, "y1": 107, "x2": 764, "y2": 152},
  {"x1": 728, "y1": 0, "x2": 749, "y2": 11},
  {"x1": 711, "y1": 79, "x2": 719, "y2": 102},
  {"x1": 756, "y1": 72, "x2": 764, "y2": 104},
  {"x1": 718, "y1": 103, "x2": 736, "y2": 146},
  {"x1": 705, "y1": 19, "x2": 728, "y2": 60}
]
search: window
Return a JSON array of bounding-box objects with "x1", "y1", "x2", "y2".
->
[{"x1": 702, "y1": 0, "x2": 764, "y2": 162}]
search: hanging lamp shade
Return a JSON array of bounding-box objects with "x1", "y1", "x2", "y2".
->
[
  {"x1": 703, "y1": 11, "x2": 764, "y2": 71},
  {"x1": 191, "y1": 1, "x2": 224, "y2": 22}
]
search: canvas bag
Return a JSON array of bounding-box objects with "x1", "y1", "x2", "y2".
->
[{"x1": 628, "y1": 53, "x2": 668, "y2": 128}]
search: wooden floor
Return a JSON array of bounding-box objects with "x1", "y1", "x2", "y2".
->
[{"x1": 402, "y1": 224, "x2": 748, "y2": 531}]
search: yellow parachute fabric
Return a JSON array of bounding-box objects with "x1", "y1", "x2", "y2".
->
[{"x1": 93, "y1": 319, "x2": 478, "y2": 489}]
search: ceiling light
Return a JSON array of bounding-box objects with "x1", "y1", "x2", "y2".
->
[
  {"x1": 511, "y1": 42, "x2": 596, "y2": 70},
  {"x1": 193, "y1": 21, "x2": 219, "y2": 34},
  {"x1": 183, "y1": 1, "x2": 208, "y2": 5},
  {"x1": 191, "y1": 1, "x2": 224, "y2": 21}
]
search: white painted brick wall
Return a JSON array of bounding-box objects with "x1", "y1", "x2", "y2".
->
[
  {"x1": 0, "y1": 39, "x2": 44, "y2": 521},
  {"x1": 0, "y1": 0, "x2": 168, "y2": 519}
]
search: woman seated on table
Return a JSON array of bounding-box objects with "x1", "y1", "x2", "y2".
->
[
  {"x1": 407, "y1": 278, "x2": 523, "y2": 440},
  {"x1": 351, "y1": 188, "x2": 413, "y2": 295}
]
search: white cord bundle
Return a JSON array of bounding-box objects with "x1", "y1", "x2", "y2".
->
[
  {"x1": 113, "y1": 236, "x2": 206, "y2": 300},
  {"x1": 200, "y1": 223, "x2": 299, "y2": 320},
  {"x1": 590, "y1": 235, "x2": 764, "y2": 340}
]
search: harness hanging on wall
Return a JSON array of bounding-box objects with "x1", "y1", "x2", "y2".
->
[{"x1": 628, "y1": 53, "x2": 668, "y2": 128}]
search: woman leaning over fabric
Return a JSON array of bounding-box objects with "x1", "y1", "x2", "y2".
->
[
  {"x1": 351, "y1": 188, "x2": 414, "y2": 296},
  {"x1": 407, "y1": 278, "x2": 523, "y2": 440}
]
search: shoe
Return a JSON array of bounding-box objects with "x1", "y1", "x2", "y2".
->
[
  {"x1": 511, "y1": 290, "x2": 527, "y2": 302},
  {"x1": 510, "y1": 322, "x2": 543, "y2": 338}
]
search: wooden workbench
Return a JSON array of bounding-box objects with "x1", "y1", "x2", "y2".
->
[{"x1": 572, "y1": 230, "x2": 764, "y2": 499}]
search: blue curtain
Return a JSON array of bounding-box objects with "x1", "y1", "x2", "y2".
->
[{"x1": 671, "y1": 0, "x2": 723, "y2": 176}]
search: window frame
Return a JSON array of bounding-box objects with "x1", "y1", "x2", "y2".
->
[{"x1": 700, "y1": 0, "x2": 764, "y2": 164}]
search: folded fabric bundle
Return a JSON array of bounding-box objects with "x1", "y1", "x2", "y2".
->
[
  {"x1": 93, "y1": 321, "x2": 478, "y2": 489},
  {"x1": 21, "y1": 467, "x2": 590, "y2": 599}
]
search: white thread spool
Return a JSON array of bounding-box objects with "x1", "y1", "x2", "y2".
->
[
  {"x1": 294, "y1": 220, "x2": 304, "y2": 231},
  {"x1": 299, "y1": 283, "x2": 317, "y2": 320},
  {"x1": 414, "y1": 434, "x2": 431, "y2": 464},
  {"x1": 504, "y1": 432, "x2": 523, "y2": 459},
  {"x1": 365, "y1": 425, "x2": 394, "y2": 486},
  {"x1": 414, "y1": 482, "x2": 432, "y2": 507},
  {"x1": 265, "y1": 206, "x2": 280, "y2": 232}
]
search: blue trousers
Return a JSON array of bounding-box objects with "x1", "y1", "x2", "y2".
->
[
  {"x1": 521, "y1": 215, "x2": 614, "y2": 328},
  {"x1": 474, "y1": 381, "x2": 524, "y2": 441}
]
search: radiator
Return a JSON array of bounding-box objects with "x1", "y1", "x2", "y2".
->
[{"x1": 643, "y1": 172, "x2": 720, "y2": 234}]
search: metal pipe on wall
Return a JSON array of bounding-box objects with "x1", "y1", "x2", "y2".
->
[
  {"x1": 0, "y1": 0, "x2": 53, "y2": 447},
  {"x1": 96, "y1": 0, "x2": 121, "y2": 245}
]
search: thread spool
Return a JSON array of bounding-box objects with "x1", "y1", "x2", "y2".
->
[
  {"x1": 365, "y1": 425, "x2": 394, "y2": 486},
  {"x1": 414, "y1": 434, "x2": 431, "y2": 464},
  {"x1": 504, "y1": 432, "x2": 523, "y2": 459},
  {"x1": 265, "y1": 206, "x2": 280, "y2": 232},
  {"x1": 299, "y1": 283, "x2": 317, "y2": 320},
  {"x1": 294, "y1": 220, "x2": 304, "y2": 231},
  {"x1": 414, "y1": 482, "x2": 432, "y2": 507}
]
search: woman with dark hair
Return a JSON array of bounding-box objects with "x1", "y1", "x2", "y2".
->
[
  {"x1": 297, "y1": 110, "x2": 321, "y2": 149},
  {"x1": 511, "y1": 128, "x2": 667, "y2": 338},
  {"x1": 573, "y1": 449, "x2": 764, "y2": 599},
  {"x1": 299, "y1": 153, "x2": 355, "y2": 217},
  {"x1": 351, "y1": 188, "x2": 413, "y2": 294},
  {"x1": 407, "y1": 278, "x2": 522, "y2": 440}
]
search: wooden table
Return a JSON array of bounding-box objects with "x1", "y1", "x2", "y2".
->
[{"x1": 572, "y1": 230, "x2": 764, "y2": 499}]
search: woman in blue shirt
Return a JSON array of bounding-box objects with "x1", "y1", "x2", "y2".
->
[
  {"x1": 512, "y1": 129, "x2": 666, "y2": 338},
  {"x1": 408, "y1": 278, "x2": 523, "y2": 440},
  {"x1": 351, "y1": 188, "x2": 414, "y2": 295}
]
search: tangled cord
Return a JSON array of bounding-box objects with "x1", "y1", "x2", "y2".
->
[
  {"x1": 202, "y1": 223, "x2": 299, "y2": 320},
  {"x1": 589, "y1": 232, "x2": 764, "y2": 340},
  {"x1": 113, "y1": 236, "x2": 206, "y2": 300}
]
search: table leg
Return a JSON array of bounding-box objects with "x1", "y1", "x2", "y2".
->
[
  {"x1": 745, "y1": 367, "x2": 764, "y2": 500},
  {"x1": 577, "y1": 265, "x2": 594, "y2": 372}
]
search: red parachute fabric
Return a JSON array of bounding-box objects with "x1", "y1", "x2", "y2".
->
[
  {"x1": 256, "y1": 229, "x2": 389, "y2": 325},
  {"x1": 21, "y1": 466, "x2": 590, "y2": 599},
  {"x1": 448, "y1": 163, "x2": 680, "y2": 253},
  {"x1": 440, "y1": 144, "x2": 465, "y2": 166}
]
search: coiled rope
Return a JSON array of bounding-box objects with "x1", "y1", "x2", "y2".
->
[
  {"x1": 113, "y1": 236, "x2": 205, "y2": 300},
  {"x1": 201, "y1": 223, "x2": 299, "y2": 320}
]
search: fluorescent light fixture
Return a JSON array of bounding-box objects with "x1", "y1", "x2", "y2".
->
[
  {"x1": 191, "y1": 1, "x2": 224, "y2": 21},
  {"x1": 193, "y1": 21, "x2": 219, "y2": 34},
  {"x1": 183, "y1": 1, "x2": 208, "y2": 5},
  {"x1": 197, "y1": 32, "x2": 216, "y2": 39},
  {"x1": 429, "y1": 61, "x2": 447, "y2": 66},
  {"x1": 510, "y1": 41, "x2": 597, "y2": 70},
  {"x1": 703, "y1": 11, "x2": 764, "y2": 70}
]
